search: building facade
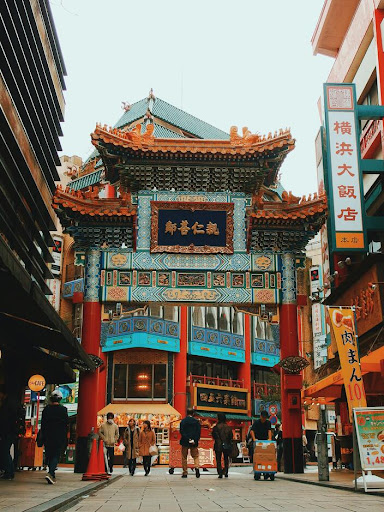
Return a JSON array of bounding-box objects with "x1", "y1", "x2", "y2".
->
[
  {"x1": 0, "y1": 1, "x2": 93, "y2": 406},
  {"x1": 303, "y1": 0, "x2": 384, "y2": 467}
]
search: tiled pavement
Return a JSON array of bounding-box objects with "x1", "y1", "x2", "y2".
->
[{"x1": 67, "y1": 466, "x2": 384, "y2": 512}]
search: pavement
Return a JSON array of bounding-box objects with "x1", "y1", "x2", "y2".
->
[{"x1": 1, "y1": 466, "x2": 384, "y2": 512}]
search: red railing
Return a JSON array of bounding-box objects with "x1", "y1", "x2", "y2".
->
[
  {"x1": 253, "y1": 382, "x2": 280, "y2": 399},
  {"x1": 189, "y1": 374, "x2": 245, "y2": 388}
]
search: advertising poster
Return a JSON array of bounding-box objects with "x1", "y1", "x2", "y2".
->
[
  {"x1": 354, "y1": 408, "x2": 384, "y2": 470},
  {"x1": 327, "y1": 306, "x2": 367, "y2": 419}
]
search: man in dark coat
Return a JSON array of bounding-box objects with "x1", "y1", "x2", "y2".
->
[
  {"x1": 179, "y1": 409, "x2": 201, "y2": 478},
  {"x1": 212, "y1": 413, "x2": 233, "y2": 478},
  {"x1": 41, "y1": 388, "x2": 68, "y2": 484}
]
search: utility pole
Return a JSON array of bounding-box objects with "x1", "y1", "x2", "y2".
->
[{"x1": 318, "y1": 404, "x2": 329, "y2": 481}]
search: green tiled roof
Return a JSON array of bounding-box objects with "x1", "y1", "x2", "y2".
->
[
  {"x1": 115, "y1": 97, "x2": 229, "y2": 140},
  {"x1": 68, "y1": 170, "x2": 102, "y2": 190}
]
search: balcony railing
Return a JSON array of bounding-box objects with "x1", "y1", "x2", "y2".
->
[
  {"x1": 253, "y1": 382, "x2": 280, "y2": 400},
  {"x1": 189, "y1": 374, "x2": 245, "y2": 388}
]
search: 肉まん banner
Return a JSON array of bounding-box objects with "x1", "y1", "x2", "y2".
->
[
  {"x1": 323, "y1": 84, "x2": 366, "y2": 251},
  {"x1": 354, "y1": 408, "x2": 384, "y2": 471},
  {"x1": 327, "y1": 306, "x2": 367, "y2": 419}
]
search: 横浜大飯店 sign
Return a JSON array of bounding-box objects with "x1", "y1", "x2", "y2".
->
[{"x1": 150, "y1": 201, "x2": 234, "y2": 254}]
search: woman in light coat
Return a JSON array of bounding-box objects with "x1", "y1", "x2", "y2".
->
[
  {"x1": 123, "y1": 418, "x2": 140, "y2": 475},
  {"x1": 139, "y1": 420, "x2": 156, "y2": 476}
]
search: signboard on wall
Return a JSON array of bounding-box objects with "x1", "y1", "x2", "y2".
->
[
  {"x1": 354, "y1": 407, "x2": 384, "y2": 471},
  {"x1": 151, "y1": 201, "x2": 234, "y2": 254},
  {"x1": 327, "y1": 306, "x2": 367, "y2": 419},
  {"x1": 323, "y1": 84, "x2": 366, "y2": 251},
  {"x1": 191, "y1": 383, "x2": 249, "y2": 415},
  {"x1": 47, "y1": 278, "x2": 61, "y2": 312},
  {"x1": 51, "y1": 237, "x2": 63, "y2": 275}
]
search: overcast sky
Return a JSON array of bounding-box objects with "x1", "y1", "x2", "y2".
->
[{"x1": 51, "y1": 0, "x2": 333, "y2": 196}]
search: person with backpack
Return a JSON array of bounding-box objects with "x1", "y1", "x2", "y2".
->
[
  {"x1": 212, "y1": 413, "x2": 233, "y2": 478},
  {"x1": 123, "y1": 418, "x2": 140, "y2": 475},
  {"x1": 179, "y1": 409, "x2": 201, "y2": 478}
]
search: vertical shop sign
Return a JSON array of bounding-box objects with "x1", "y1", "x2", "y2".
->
[
  {"x1": 354, "y1": 407, "x2": 384, "y2": 471},
  {"x1": 323, "y1": 84, "x2": 366, "y2": 251},
  {"x1": 51, "y1": 237, "x2": 63, "y2": 275},
  {"x1": 327, "y1": 306, "x2": 367, "y2": 419}
]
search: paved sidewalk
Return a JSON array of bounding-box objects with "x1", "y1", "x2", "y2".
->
[
  {"x1": 66, "y1": 466, "x2": 384, "y2": 512},
  {"x1": 0, "y1": 467, "x2": 123, "y2": 512}
]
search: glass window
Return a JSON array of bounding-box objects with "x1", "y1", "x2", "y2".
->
[
  {"x1": 192, "y1": 306, "x2": 205, "y2": 327},
  {"x1": 164, "y1": 306, "x2": 178, "y2": 322},
  {"x1": 128, "y1": 364, "x2": 152, "y2": 398},
  {"x1": 232, "y1": 309, "x2": 243, "y2": 335},
  {"x1": 154, "y1": 364, "x2": 167, "y2": 398},
  {"x1": 206, "y1": 307, "x2": 217, "y2": 330},
  {"x1": 113, "y1": 364, "x2": 127, "y2": 398},
  {"x1": 219, "y1": 307, "x2": 231, "y2": 332},
  {"x1": 149, "y1": 305, "x2": 162, "y2": 318},
  {"x1": 254, "y1": 316, "x2": 266, "y2": 339}
]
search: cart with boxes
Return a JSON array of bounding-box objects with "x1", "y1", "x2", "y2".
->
[{"x1": 253, "y1": 440, "x2": 277, "y2": 481}]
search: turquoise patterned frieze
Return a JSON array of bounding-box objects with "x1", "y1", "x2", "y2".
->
[
  {"x1": 191, "y1": 326, "x2": 245, "y2": 350},
  {"x1": 189, "y1": 341, "x2": 245, "y2": 363},
  {"x1": 102, "y1": 251, "x2": 281, "y2": 272},
  {"x1": 102, "y1": 285, "x2": 280, "y2": 304},
  {"x1": 103, "y1": 332, "x2": 180, "y2": 353}
]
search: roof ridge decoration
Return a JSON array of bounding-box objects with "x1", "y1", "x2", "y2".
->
[
  {"x1": 91, "y1": 122, "x2": 295, "y2": 156},
  {"x1": 53, "y1": 184, "x2": 136, "y2": 218},
  {"x1": 250, "y1": 190, "x2": 327, "y2": 221}
]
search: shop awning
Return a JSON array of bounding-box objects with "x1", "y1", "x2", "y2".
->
[
  {"x1": 198, "y1": 412, "x2": 253, "y2": 421},
  {"x1": 303, "y1": 345, "x2": 384, "y2": 400},
  {"x1": 98, "y1": 403, "x2": 181, "y2": 417}
]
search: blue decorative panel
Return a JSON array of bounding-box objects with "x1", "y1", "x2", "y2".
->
[
  {"x1": 106, "y1": 317, "x2": 179, "y2": 340},
  {"x1": 254, "y1": 400, "x2": 281, "y2": 420},
  {"x1": 103, "y1": 332, "x2": 180, "y2": 353},
  {"x1": 191, "y1": 326, "x2": 244, "y2": 350},
  {"x1": 62, "y1": 278, "x2": 84, "y2": 298},
  {"x1": 251, "y1": 352, "x2": 280, "y2": 367},
  {"x1": 189, "y1": 342, "x2": 245, "y2": 363}
]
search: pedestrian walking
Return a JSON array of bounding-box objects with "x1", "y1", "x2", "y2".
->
[
  {"x1": 99, "y1": 412, "x2": 119, "y2": 474},
  {"x1": 250, "y1": 410, "x2": 272, "y2": 442},
  {"x1": 124, "y1": 418, "x2": 140, "y2": 475},
  {"x1": 139, "y1": 420, "x2": 156, "y2": 476},
  {"x1": 302, "y1": 428, "x2": 308, "y2": 469},
  {"x1": 274, "y1": 423, "x2": 283, "y2": 472},
  {"x1": 246, "y1": 421, "x2": 255, "y2": 463},
  {"x1": 0, "y1": 387, "x2": 22, "y2": 481},
  {"x1": 212, "y1": 413, "x2": 233, "y2": 478},
  {"x1": 179, "y1": 408, "x2": 201, "y2": 478},
  {"x1": 41, "y1": 388, "x2": 68, "y2": 484}
]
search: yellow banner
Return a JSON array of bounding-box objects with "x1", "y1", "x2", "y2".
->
[{"x1": 327, "y1": 307, "x2": 367, "y2": 419}]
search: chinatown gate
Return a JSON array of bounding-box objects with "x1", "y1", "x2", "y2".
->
[{"x1": 53, "y1": 98, "x2": 327, "y2": 474}]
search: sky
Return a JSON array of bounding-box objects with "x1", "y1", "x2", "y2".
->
[{"x1": 51, "y1": 0, "x2": 333, "y2": 196}]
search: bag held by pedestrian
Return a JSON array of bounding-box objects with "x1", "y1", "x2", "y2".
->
[
  {"x1": 149, "y1": 444, "x2": 158, "y2": 456},
  {"x1": 36, "y1": 429, "x2": 44, "y2": 448}
]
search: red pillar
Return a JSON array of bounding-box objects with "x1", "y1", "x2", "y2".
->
[
  {"x1": 104, "y1": 184, "x2": 115, "y2": 198},
  {"x1": 174, "y1": 305, "x2": 188, "y2": 417},
  {"x1": 280, "y1": 253, "x2": 303, "y2": 473},
  {"x1": 75, "y1": 249, "x2": 105, "y2": 473},
  {"x1": 237, "y1": 314, "x2": 252, "y2": 416}
]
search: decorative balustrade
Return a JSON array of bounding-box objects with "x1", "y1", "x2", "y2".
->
[
  {"x1": 252, "y1": 382, "x2": 280, "y2": 399},
  {"x1": 189, "y1": 374, "x2": 245, "y2": 388}
]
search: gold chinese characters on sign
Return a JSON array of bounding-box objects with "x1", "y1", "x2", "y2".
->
[
  {"x1": 151, "y1": 201, "x2": 234, "y2": 254},
  {"x1": 165, "y1": 220, "x2": 220, "y2": 236}
]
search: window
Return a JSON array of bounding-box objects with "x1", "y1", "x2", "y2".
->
[
  {"x1": 206, "y1": 307, "x2": 217, "y2": 330},
  {"x1": 192, "y1": 306, "x2": 205, "y2": 327},
  {"x1": 232, "y1": 310, "x2": 244, "y2": 335},
  {"x1": 113, "y1": 364, "x2": 127, "y2": 398},
  {"x1": 163, "y1": 305, "x2": 178, "y2": 322},
  {"x1": 149, "y1": 305, "x2": 162, "y2": 318},
  {"x1": 219, "y1": 307, "x2": 231, "y2": 332},
  {"x1": 253, "y1": 316, "x2": 274, "y2": 341},
  {"x1": 113, "y1": 363, "x2": 167, "y2": 400}
]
